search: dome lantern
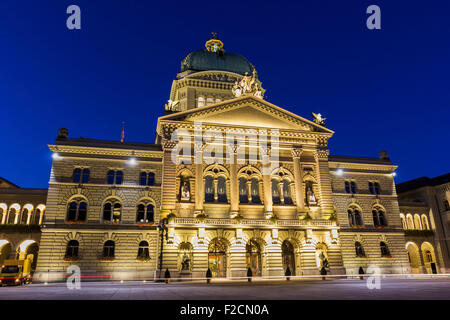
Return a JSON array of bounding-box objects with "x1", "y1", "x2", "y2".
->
[{"x1": 205, "y1": 32, "x2": 224, "y2": 53}]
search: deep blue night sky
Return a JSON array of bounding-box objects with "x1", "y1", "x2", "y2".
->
[{"x1": 1, "y1": 1, "x2": 449, "y2": 188}]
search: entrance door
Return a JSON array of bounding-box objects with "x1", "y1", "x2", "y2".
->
[
  {"x1": 208, "y1": 253, "x2": 226, "y2": 278},
  {"x1": 208, "y1": 239, "x2": 227, "y2": 278},
  {"x1": 282, "y1": 241, "x2": 296, "y2": 275},
  {"x1": 246, "y1": 240, "x2": 262, "y2": 276}
]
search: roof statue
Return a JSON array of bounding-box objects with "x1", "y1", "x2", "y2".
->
[
  {"x1": 312, "y1": 112, "x2": 326, "y2": 126},
  {"x1": 232, "y1": 69, "x2": 263, "y2": 99}
]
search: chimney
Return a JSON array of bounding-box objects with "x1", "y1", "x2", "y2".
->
[
  {"x1": 379, "y1": 150, "x2": 389, "y2": 160},
  {"x1": 57, "y1": 128, "x2": 69, "y2": 140}
]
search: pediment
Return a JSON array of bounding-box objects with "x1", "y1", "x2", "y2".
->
[{"x1": 159, "y1": 96, "x2": 333, "y2": 133}]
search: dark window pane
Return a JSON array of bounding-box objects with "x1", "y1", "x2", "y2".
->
[
  {"x1": 103, "y1": 203, "x2": 112, "y2": 221},
  {"x1": 368, "y1": 182, "x2": 374, "y2": 194},
  {"x1": 115, "y1": 171, "x2": 123, "y2": 184},
  {"x1": 374, "y1": 183, "x2": 380, "y2": 195},
  {"x1": 372, "y1": 210, "x2": 380, "y2": 226},
  {"x1": 139, "y1": 172, "x2": 147, "y2": 186},
  {"x1": 81, "y1": 169, "x2": 90, "y2": 183},
  {"x1": 67, "y1": 202, "x2": 77, "y2": 221},
  {"x1": 73, "y1": 168, "x2": 81, "y2": 183},
  {"x1": 147, "y1": 172, "x2": 155, "y2": 186},
  {"x1": 350, "y1": 181, "x2": 356, "y2": 194},
  {"x1": 146, "y1": 204, "x2": 154, "y2": 222},
  {"x1": 239, "y1": 178, "x2": 248, "y2": 203},
  {"x1": 137, "y1": 204, "x2": 145, "y2": 222},
  {"x1": 107, "y1": 170, "x2": 115, "y2": 184},
  {"x1": 78, "y1": 202, "x2": 87, "y2": 221},
  {"x1": 345, "y1": 181, "x2": 350, "y2": 193}
]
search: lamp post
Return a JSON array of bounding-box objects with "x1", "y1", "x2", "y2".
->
[{"x1": 158, "y1": 217, "x2": 169, "y2": 279}]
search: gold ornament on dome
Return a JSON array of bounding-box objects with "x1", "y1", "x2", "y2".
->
[{"x1": 232, "y1": 69, "x2": 263, "y2": 99}]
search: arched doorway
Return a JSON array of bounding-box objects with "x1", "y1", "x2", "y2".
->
[
  {"x1": 246, "y1": 239, "x2": 262, "y2": 276},
  {"x1": 282, "y1": 240, "x2": 296, "y2": 276},
  {"x1": 421, "y1": 242, "x2": 438, "y2": 274},
  {"x1": 406, "y1": 242, "x2": 421, "y2": 274},
  {"x1": 208, "y1": 239, "x2": 227, "y2": 278}
]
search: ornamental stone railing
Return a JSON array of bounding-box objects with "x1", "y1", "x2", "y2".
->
[{"x1": 172, "y1": 217, "x2": 334, "y2": 228}]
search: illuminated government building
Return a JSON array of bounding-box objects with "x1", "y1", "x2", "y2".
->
[{"x1": 1, "y1": 35, "x2": 449, "y2": 281}]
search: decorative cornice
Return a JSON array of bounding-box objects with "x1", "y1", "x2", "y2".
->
[{"x1": 48, "y1": 145, "x2": 162, "y2": 158}]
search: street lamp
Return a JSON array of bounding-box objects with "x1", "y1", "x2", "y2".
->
[{"x1": 158, "y1": 217, "x2": 169, "y2": 279}]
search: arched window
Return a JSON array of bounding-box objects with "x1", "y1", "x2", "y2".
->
[
  {"x1": 137, "y1": 241, "x2": 150, "y2": 259},
  {"x1": 140, "y1": 172, "x2": 147, "y2": 186},
  {"x1": 348, "y1": 206, "x2": 363, "y2": 227},
  {"x1": 407, "y1": 215, "x2": 414, "y2": 229},
  {"x1": 73, "y1": 168, "x2": 82, "y2": 183},
  {"x1": 103, "y1": 200, "x2": 122, "y2": 223},
  {"x1": 250, "y1": 178, "x2": 260, "y2": 204},
  {"x1": 283, "y1": 179, "x2": 292, "y2": 205},
  {"x1": 0, "y1": 207, "x2": 4, "y2": 224},
  {"x1": 272, "y1": 179, "x2": 280, "y2": 204},
  {"x1": 217, "y1": 176, "x2": 227, "y2": 203},
  {"x1": 414, "y1": 214, "x2": 422, "y2": 230},
  {"x1": 239, "y1": 177, "x2": 248, "y2": 203},
  {"x1": 204, "y1": 176, "x2": 214, "y2": 203},
  {"x1": 82, "y1": 169, "x2": 90, "y2": 183},
  {"x1": 8, "y1": 208, "x2": 16, "y2": 224},
  {"x1": 400, "y1": 214, "x2": 407, "y2": 229},
  {"x1": 65, "y1": 240, "x2": 79, "y2": 259},
  {"x1": 103, "y1": 240, "x2": 115, "y2": 258},
  {"x1": 369, "y1": 182, "x2": 374, "y2": 194},
  {"x1": 355, "y1": 241, "x2": 365, "y2": 257},
  {"x1": 373, "y1": 208, "x2": 387, "y2": 227},
  {"x1": 380, "y1": 242, "x2": 390, "y2": 257},
  {"x1": 148, "y1": 172, "x2": 155, "y2": 186},
  {"x1": 136, "y1": 204, "x2": 154, "y2": 223},
  {"x1": 421, "y1": 215, "x2": 429, "y2": 230},
  {"x1": 21, "y1": 209, "x2": 28, "y2": 224},
  {"x1": 66, "y1": 201, "x2": 87, "y2": 222}
]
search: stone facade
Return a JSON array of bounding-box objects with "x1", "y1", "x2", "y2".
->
[{"x1": 2, "y1": 36, "x2": 423, "y2": 281}]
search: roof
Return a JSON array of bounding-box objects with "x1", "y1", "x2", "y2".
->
[
  {"x1": 396, "y1": 173, "x2": 450, "y2": 193},
  {"x1": 328, "y1": 155, "x2": 391, "y2": 165},
  {"x1": 180, "y1": 49, "x2": 256, "y2": 76},
  {"x1": 0, "y1": 177, "x2": 20, "y2": 189},
  {"x1": 55, "y1": 137, "x2": 162, "y2": 152}
]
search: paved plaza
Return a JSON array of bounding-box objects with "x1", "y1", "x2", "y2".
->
[{"x1": 0, "y1": 277, "x2": 449, "y2": 300}]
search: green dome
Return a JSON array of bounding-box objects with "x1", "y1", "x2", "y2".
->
[{"x1": 180, "y1": 49, "x2": 256, "y2": 77}]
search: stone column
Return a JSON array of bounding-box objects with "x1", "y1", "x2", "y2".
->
[
  {"x1": 314, "y1": 148, "x2": 334, "y2": 218},
  {"x1": 246, "y1": 180, "x2": 252, "y2": 203},
  {"x1": 278, "y1": 181, "x2": 284, "y2": 204},
  {"x1": 228, "y1": 144, "x2": 239, "y2": 217},
  {"x1": 291, "y1": 147, "x2": 305, "y2": 213},
  {"x1": 161, "y1": 139, "x2": 178, "y2": 218},
  {"x1": 213, "y1": 178, "x2": 218, "y2": 202},
  {"x1": 194, "y1": 142, "x2": 204, "y2": 215}
]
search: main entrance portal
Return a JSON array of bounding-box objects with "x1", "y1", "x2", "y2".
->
[{"x1": 208, "y1": 239, "x2": 227, "y2": 278}]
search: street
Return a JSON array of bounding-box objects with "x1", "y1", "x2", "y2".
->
[{"x1": 0, "y1": 277, "x2": 449, "y2": 300}]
